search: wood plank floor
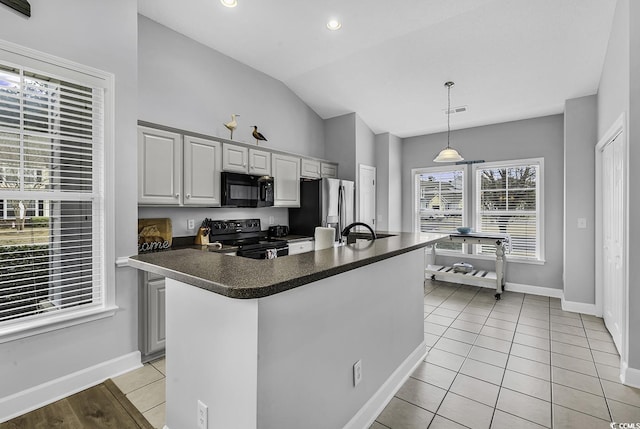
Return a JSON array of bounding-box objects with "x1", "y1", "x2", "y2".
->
[{"x1": 0, "y1": 380, "x2": 153, "y2": 429}]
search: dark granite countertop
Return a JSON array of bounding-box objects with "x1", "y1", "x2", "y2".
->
[{"x1": 128, "y1": 232, "x2": 445, "y2": 299}]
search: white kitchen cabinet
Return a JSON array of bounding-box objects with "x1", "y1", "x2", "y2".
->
[
  {"x1": 321, "y1": 162, "x2": 338, "y2": 178},
  {"x1": 287, "y1": 239, "x2": 313, "y2": 255},
  {"x1": 140, "y1": 272, "x2": 166, "y2": 360},
  {"x1": 301, "y1": 159, "x2": 321, "y2": 179},
  {"x1": 183, "y1": 136, "x2": 222, "y2": 206},
  {"x1": 222, "y1": 143, "x2": 249, "y2": 173},
  {"x1": 138, "y1": 126, "x2": 182, "y2": 205},
  {"x1": 249, "y1": 148, "x2": 271, "y2": 176},
  {"x1": 272, "y1": 153, "x2": 301, "y2": 207}
]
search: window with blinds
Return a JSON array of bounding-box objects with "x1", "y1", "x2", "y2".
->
[
  {"x1": 474, "y1": 159, "x2": 543, "y2": 260},
  {"x1": 0, "y1": 55, "x2": 105, "y2": 328},
  {"x1": 414, "y1": 166, "x2": 465, "y2": 252}
]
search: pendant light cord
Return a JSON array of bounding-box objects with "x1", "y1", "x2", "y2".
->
[{"x1": 446, "y1": 81, "x2": 453, "y2": 149}]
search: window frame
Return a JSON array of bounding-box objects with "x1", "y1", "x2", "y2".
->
[
  {"x1": 472, "y1": 157, "x2": 545, "y2": 263},
  {"x1": 0, "y1": 40, "x2": 117, "y2": 343},
  {"x1": 412, "y1": 164, "x2": 467, "y2": 255}
]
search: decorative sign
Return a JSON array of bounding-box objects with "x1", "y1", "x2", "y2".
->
[
  {"x1": 0, "y1": 0, "x2": 31, "y2": 17},
  {"x1": 138, "y1": 218, "x2": 173, "y2": 253}
]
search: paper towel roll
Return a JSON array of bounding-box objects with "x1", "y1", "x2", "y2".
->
[{"x1": 314, "y1": 227, "x2": 335, "y2": 250}]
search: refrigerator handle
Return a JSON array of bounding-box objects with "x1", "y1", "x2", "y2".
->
[{"x1": 338, "y1": 184, "x2": 343, "y2": 241}]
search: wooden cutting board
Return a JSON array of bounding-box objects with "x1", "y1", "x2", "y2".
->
[{"x1": 138, "y1": 218, "x2": 172, "y2": 253}]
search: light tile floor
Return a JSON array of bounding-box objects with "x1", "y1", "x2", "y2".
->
[
  {"x1": 112, "y1": 357, "x2": 166, "y2": 429},
  {"x1": 115, "y1": 280, "x2": 640, "y2": 429},
  {"x1": 375, "y1": 280, "x2": 640, "y2": 429}
]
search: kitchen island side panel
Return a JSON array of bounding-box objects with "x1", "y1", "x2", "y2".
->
[
  {"x1": 164, "y1": 279, "x2": 259, "y2": 429},
  {"x1": 256, "y1": 249, "x2": 425, "y2": 429}
]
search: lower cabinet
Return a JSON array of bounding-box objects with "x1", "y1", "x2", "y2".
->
[{"x1": 140, "y1": 272, "x2": 166, "y2": 360}]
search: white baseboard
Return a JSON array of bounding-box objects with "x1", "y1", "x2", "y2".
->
[
  {"x1": 621, "y1": 360, "x2": 640, "y2": 388},
  {"x1": 0, "y1": 351, "x2": 142, "y2": 423},
  {"x1": 343, "y1": 341, "x2": 427, "y2": 429},
  {"x1": 561, "y1": 298, "x2": 599, "y2": 316},
  {"x1": 504, "y1": 282, "x2": 563, "y2": 298}
]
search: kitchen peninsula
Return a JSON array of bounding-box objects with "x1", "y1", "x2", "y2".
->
[{"x1": 129, "y1": 232, "x2": 444, "y2": 429}]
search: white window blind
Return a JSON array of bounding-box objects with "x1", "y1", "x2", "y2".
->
[
  {"x1": 414, "y1": 166, "x2": 465, "y2": 252},
  {"x1": 474, "y1": 159, "x2": 542, "y2": 260},
  {"x1": 0, "y1": 59, "x2": 104, "y2": 326}
]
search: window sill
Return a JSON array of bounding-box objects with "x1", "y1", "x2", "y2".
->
[{"x1": 0, "y1": 305, "x2": 119, "y2": 344}]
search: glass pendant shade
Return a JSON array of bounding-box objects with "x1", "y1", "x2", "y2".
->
[{"x1": 433, "y1": 147, "x2": 464, "y2": 162}]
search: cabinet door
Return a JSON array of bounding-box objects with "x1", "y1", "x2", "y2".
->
[
  {"x1": 249, "y1": 148, "x2": 271, "y2": 176},
  {"x1": 272, "y1": 154, "x2": 301, "y2": 207},
  {"x1": 138, "y1": 126, "x2": 182, "y2": 205},
  {"x1": 321, "y1": 162, "x2": 338, "y2": 178},
  {"x1": 288, "y1": 240, "x2": 313, "y2": 255},
  {"x1": 147, "y1": 277, "x2": 166, "y2": 354},
  {"x1": 301, "y1": 159, "x2": 321, "y2": 179},
  {"x1": 184, "y1": 136, "x2": 222, "y2": 206},
  {"x1": 222, "y1": 143, "x2": 248, "y2": 173}
]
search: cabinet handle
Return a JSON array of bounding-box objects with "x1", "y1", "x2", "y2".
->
[
  {"x1": 186, "y1": 194, "x2": 191, "y2": 199},
  {"x1": 175, "y1": 193, "x2": 180, "y2": 198}
]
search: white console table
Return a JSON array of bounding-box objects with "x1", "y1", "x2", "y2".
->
[{"x1": 425, "y1": 233, "x2": 510, "y2": 299}]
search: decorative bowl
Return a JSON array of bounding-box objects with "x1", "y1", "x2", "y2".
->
[{"x1": 456, "y1": 227, "x2": 472, "y2": 234}]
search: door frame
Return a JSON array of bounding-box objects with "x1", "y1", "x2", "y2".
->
[
  {"x1": 357, "y1": 164, "x2": 377, "y2": 229},
  {"x1": 595, "y1": 112, "x2": 628, "y2": 372}
]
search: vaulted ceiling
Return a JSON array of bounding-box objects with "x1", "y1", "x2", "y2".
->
[{"x1": 138, "y1": 0, "x2": 617, "y2": 137}]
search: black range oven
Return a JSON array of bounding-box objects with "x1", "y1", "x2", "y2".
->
[
  {"x1": 204, "y1": 218, "x2": 288, "y2": 259},
  {"x1": 221, "y1": 172, "x2": 274, "y2": 208}
]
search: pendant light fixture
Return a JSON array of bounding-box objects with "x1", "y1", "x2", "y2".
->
[{"x1": 433, "y1": 81, "x2": 464, "y2": 163}]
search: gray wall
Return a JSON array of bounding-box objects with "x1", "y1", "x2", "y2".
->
[
  {"x1": 138, "y1": 16, "x2": 324, "y2": 159},
  {"x1": 563, "y1": 95, "x2": 597, "y2": 304},
  {"x1": 598, "y1": 0, "x2": 640, "y2": 373},
  {"x1": 402, "y1": 115, "x2": 564, "y2": 289},
  {"x1": 324, "y1": 113, "x2": 357, "y2": 181},
  {"x1": 375, "y1": 133, "x2": 402, "y2": 231},
  {"x1": 0, "y1": 0, "x2": 138, "y2": 399},
  {"x1": 355, "y1": 114, "x2": 376, "y2": 168}
]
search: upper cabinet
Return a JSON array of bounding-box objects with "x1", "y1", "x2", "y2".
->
[
  {"x1": 183, "y1": 136, "x2": 222, "y2": 206},
  {"x1": 272, "y1": 153, "x2": 300, "y2": 207},
  {"x1": 321, "y1": 162, "x2": 338, "y2": 178},
  {"x1": 138, "y1": 126, "x2": 182, "y2": 205},
  {"x1": 249, "y1": 148, "x2": 271, "y2": 176},
  {"x1": 301, "y1": 159, "x2": 321, "y2": 179},
  {"x1": 222, "y1": 143, "x2": 249, "y2": 173}
]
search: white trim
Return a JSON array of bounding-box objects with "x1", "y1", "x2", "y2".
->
[
  {"x1": 0, "y1": 351, "x2": 141, "y2": 423},
  {"x1": 561, "y1": 298, "x2": 599, "y2": 316},
  {"x1": 595, "y1": 113, "x2": 628, "y2": 370},
  {"x1": 504, "y1": 282, "x2": 562, "y2": 298},
  {"x1": 343, "y1": 341, "x2": 427, "y2": 429},
  {"x1": 0, "y1": 306, "x2": 119, "y2": 344},
  {"x1": 621, "y1": 360, "x2": 640, "y2": 389},
  {"x1": 115, "y1": 256, "x2": 131, "y2": 268}
]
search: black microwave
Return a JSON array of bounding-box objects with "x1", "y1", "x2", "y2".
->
[{"x1": 221, "y1": 172, "x2": 274, "y2": 208}]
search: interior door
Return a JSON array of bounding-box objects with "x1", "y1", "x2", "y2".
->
[
  {"x1": 602, "y1": 134, "x2": 624, "y2": 353},
  {"x1": 358, "y1": 165, "x2": 376, "y2": 229}
]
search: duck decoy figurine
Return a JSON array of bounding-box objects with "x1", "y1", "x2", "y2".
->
[
  {"x1": 252, "y1": 125, "x2": 267, "y2": 145},
  {"x1": 224, "y1": 114, "x2": 239, "y2": 139}
]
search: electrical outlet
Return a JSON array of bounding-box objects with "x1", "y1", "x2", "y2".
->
[
  {"x1": 197, "y1": 400, "x2": 208, "y2": 429},
  {"x1": 187, "y1": 219, "x2": 195, "y2": 230},
  {"x1": 269, "y1": 216, "x2": 275, "y2": 225},
  {"x1": 353, "y1": 360, "x2": 362, "y2": 386},
  {"x1": 577, "y1": 218, "x2": 587, "y2": 229}
]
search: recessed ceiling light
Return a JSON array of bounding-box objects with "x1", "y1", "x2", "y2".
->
[
  {"x1": 326, "y1": 19, "x2": 342, "y2": 31},
  {"x1": 221, "y1": 0, "x2": 237, "y2": 8}
]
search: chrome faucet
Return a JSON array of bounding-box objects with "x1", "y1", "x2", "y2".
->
[{"x1": 341, "y1": 222, "x2": 377, "y2": 245}]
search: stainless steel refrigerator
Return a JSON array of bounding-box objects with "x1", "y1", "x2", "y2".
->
[{"x1": 288, "y1": 178, "x2": 354, "y2": 240}]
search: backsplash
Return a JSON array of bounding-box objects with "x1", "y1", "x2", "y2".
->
[{"x1": 137, "y1": 206, "x2": 289, "y2": 237}]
